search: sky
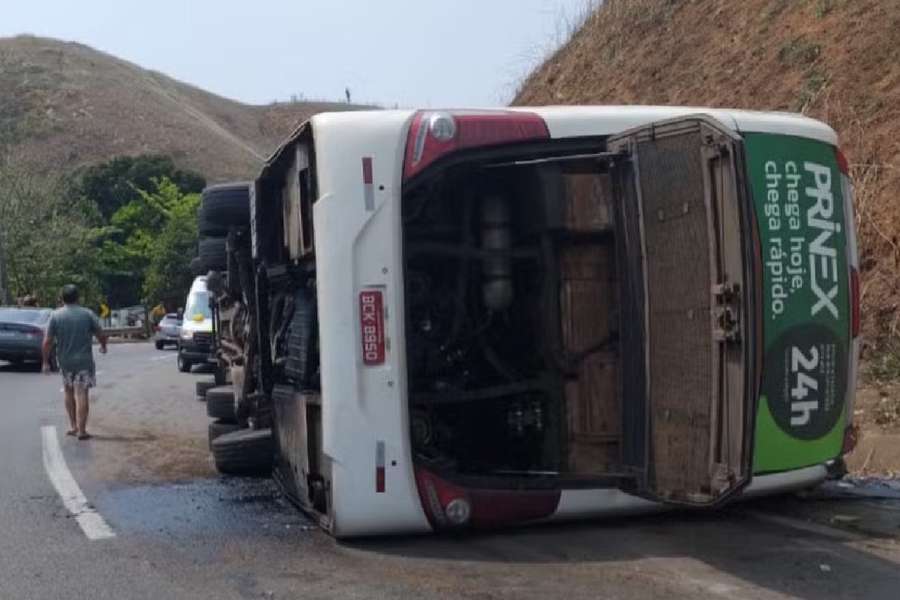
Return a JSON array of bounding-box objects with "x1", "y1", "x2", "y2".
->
[{"x1": 0, "y1": 0, "x2": 595, "y2": 107}]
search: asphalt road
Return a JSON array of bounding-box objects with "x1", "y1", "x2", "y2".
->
[{"x1": 2, "y1": 343, "x2": 900, "y2": 599}]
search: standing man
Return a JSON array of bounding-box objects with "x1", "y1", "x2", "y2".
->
[
  {"x1": 99, "y1": 300, "x2": 111, "y2": 327},
  {"x1": 42, "y1": 284, "x2": 107, "y2": 440}
]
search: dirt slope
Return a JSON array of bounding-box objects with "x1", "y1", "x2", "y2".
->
[
  {"x1": 0, "y1": 35, "x2": 364, "y2": 181},
  {"x1": 514, "y1": 0, "x2": 900, "y2": 351}
]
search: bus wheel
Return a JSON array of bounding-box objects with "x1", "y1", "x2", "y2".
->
[
  {"x1": 211, "y1": 428, "x2": 274, "y2": 476},
  {"x1": 208, "y1": 420, "x2": 241, "y2": 450},
  {"x1": 206, "y1": 386, "x2": 236, "y2": 422},
  {"x1": 214, "y1": 365, "x2": 227, "y2": 385},
  {"x1": 196, "y1": 379, "x2": 217, "y2": 399}
]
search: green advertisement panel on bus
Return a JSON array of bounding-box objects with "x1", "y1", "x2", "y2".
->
[{"x1": 744, "y1": 133, "x2": 850, "y2": 474}]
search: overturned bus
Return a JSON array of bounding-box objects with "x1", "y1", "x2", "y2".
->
[{"x1": 203, "y1": 106, "x2": 860, "y2": 537}]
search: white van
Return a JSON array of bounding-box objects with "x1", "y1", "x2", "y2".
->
[
  {"x1": 216, "y1": 106, "x2": 858, "y2": 537},
  {"x1": 178, "y1": 276, "x2": 214, "y2": 372}
]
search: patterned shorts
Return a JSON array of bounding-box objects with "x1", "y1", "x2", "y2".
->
[{"x1": 61, "y1": 370, "x2": 96, "y2": 390}]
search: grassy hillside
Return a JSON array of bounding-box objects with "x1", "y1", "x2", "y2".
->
[
  {"x1": 514, "y1": 0, "x2": 900, "y2": 354},
  {"x1": 0, "y1": 35, "x2": 363, "y2": 181}
]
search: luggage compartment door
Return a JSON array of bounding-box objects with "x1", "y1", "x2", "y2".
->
[{"x1": 609, "y1": 116, "x2": 754, "y2": 505}]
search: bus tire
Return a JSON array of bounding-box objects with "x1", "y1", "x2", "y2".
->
[
  {"x1": 189, "y1": 256, "x2": 205, "y2": 276},
  {"x1": 208, "y1": 420, "x2": 241, "y2": 449},
  {"x1": 196, "y1": 380, "x2": 217, "y2": 399},
  {"x1": 211, "y1": 428, "x2": 274, "y2": 476},
  {"x1": 214, "y1": 365, "x2": 227, "y2": 385},
  {"x1": 285, "y1": 288, "x2": 317, "y2": 386},
  {"x1": 198, "y1": 236, "x2": 227, "y2": 272},
  {"x1": 198, "y1": 183, "x2": 250, "y2": 236},
  {"x1": 206, "y1": 386, "x2": 236, "y2": 422}
]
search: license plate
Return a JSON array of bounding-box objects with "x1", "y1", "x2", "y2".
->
[{"x1": 359, "y1": 290, "x2": 385, "y2": 366}]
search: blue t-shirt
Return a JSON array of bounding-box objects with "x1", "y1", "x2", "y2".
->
[{"x1": 47, "y1": 305, "x2": 102, "y2": 374}]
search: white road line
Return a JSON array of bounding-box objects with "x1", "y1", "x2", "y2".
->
[
  {"x1": 150, "y1": 355, "x2": 174, "y2": 362},
  {"x1": 40, "y1": 425, "x2": 116, "y2": 540}
]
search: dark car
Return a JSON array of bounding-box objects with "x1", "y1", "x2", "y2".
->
[
  {"x1": 0, "y1": 307, "x2": 56, "y2": 369},
  {"x1": 154, "y1": 313, "x2": 182, "y2": 350}
]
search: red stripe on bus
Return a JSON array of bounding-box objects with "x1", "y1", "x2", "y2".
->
[{"x1": 362, "y1": 157, "x2": 373, "y2": 184}]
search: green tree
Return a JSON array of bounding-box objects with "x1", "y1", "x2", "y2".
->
[
  {"x1": 144, "y1": 206, "x2": 200, "y2": 309},
  {"x1": 0, "y1": 152, "x2": 204, "y2": 310},
  {"x1": 78, "y1": 174, "x2": 200, "y2": 307},
  {"x1": 0, "y1": 157, "x2": 101, "y2": 306},
  {"x1": 71, "y1": 154, "x2": 205, "y2": 221},
  {"x1": 0, "y1": 151, "x2": 204, "y2": 310},
  {"x1": 110, "y1": 177, "x2": 200, "y2": 308},
  {"x1": 66, "y1": 155, "x2": 205, "y2": 307}
]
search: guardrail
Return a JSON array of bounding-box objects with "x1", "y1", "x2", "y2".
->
[{"x1": 101, "y1": 326, "x2": 147, "y2": 339}]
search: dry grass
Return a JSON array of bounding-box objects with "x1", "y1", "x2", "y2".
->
[
  {"x1": 0, "y1": 35, "x2": 367, "y2": 181},
  {"x1": 514, "y1": 0, "x2": 900, "y2": 358},
  {"x1": 812, "y1": 88, "x2": 900, "y2": 362}
]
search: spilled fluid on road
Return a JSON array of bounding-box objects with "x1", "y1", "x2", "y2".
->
[{"x1": 93, "y1": 477, "x2": 315, "y2": 539}]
